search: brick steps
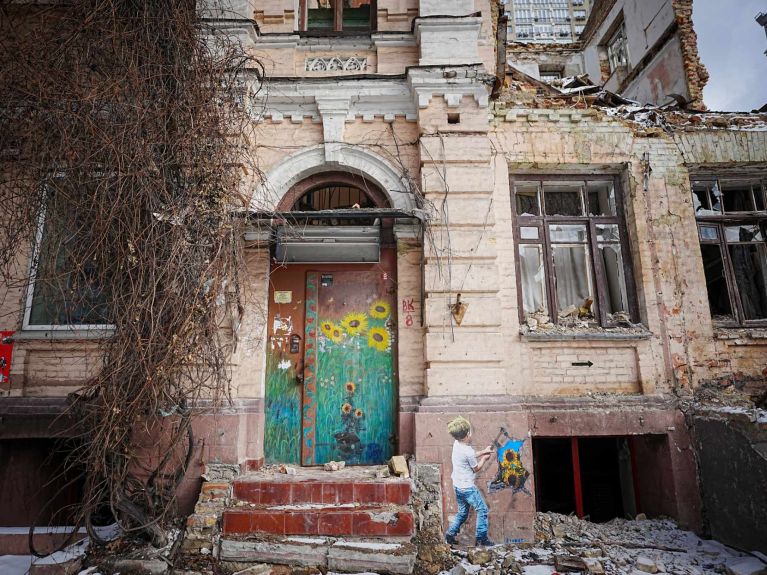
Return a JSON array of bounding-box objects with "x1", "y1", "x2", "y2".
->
[
  {"x1": 222, "y1": 473, "x2": 415, "y2": 539},
  {"x1": 222, "y1": 506, "x2": 415, "y2": 536},
  {"x1": 232, "y1": 478, "x2": 411, "y2": 506}
]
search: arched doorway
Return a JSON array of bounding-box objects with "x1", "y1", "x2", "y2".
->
[{"x1": 264, "y1": 172, "x2": 398, "y2": 466}]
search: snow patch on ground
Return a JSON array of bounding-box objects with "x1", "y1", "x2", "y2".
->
[{"x1": 0, "y1": 524, "x2": 120, "y2": 575}]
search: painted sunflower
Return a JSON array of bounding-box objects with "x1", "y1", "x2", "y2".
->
[
  {"x1": 341, "y1": 403, "x2": 353, "y2": 414},
  {"x1": 367, "y1": 326, "x2": 390, "y2": 352},
  {"x1": 354, "y1": 408, "x2": 364, "y2": 418},
  {"x1": 320, "y1": 320, "x2": 336, "y2": 338},
  {"x1": 341, "y1": 312, "x2": 368, "y2": 336},
  {"x1": 345, "y1": 381, "x2": 356, "y2": 394},
  {"x1": 330, "y1": 327, "x2": 344, "y2": 344},
  {"x1": 369, "y1": 299, "x2": 391, "y2": 319}
]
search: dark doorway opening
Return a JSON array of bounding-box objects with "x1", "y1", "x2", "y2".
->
[
  {"x1": 533, "y1": 438, "x2": 575, "y2": 514},
  {"x1": 0, "y1": 438, "x2": 84, "y2": 527},
  {"x1": 534, "y1": 436, "x2": 638, "y2": 522}
]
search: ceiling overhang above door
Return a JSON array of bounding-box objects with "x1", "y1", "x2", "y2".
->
[{"x1": 243, "y1": 209, "x2": 425, "y2": 257}]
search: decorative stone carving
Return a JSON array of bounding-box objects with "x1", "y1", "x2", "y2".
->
[{"x1": 305, "y1": 56, "x2": 368, "y2": 72}]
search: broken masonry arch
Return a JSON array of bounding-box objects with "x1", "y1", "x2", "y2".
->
[{"x1": 250, "y1": 144, "x2": 417, "y2": 214}]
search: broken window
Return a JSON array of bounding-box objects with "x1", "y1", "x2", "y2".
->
[
  {"x1": 694, "y1": 176, "x2": 767, "y2": 326},
  {"x1": 606, "y1": 24, "x2": 629, "y2": 72},
  {"x1": 513, "y1": 177, "x2": 635, "y2": 327},
  {"x1": 302, "y1": 0, "x2": 375, "y2": 33}
]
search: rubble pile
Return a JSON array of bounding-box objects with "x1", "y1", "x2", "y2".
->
[
  {"x1": 681, "y1": 375, "x2": 767, "y2": 424},
  {"x1": 443, "y1": 513, "x2": 767, "y2": 575}
]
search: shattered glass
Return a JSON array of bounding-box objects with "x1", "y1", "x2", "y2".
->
[
  {"x1": 516, "y1": 182, "x2": 541, "y2": 216},
  {"x1": 729, "y1": 242, "x2": 767, "y2": 320},
  {"x1": 544, "y1": 182, "x2": 584, "y2": 216},
  {"x1": 587, "y1": 181, "x2": 616, "y2": 216}
]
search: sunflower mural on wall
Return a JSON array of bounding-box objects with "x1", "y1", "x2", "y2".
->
[
  {"x1": 314, "y1": 297, "x2": 394, "y2": 464},
  {"x1": 488, "y1": 428, "x2": 531, "y2": 495}
]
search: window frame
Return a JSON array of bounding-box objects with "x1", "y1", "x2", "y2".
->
[
  {"x1": 22, "y1": 198, "x2": 113, "y2": 332},
  {"x1": 511, "y1": 174, "x2": 639, "y2": 328},
  {"x1": 693, "y1": 174, "x2": 767, "y2": 328},
  {"x1": 299, "y1": 0, "x2": 377, "y2": 35},
  {"x1": 606, "y1": 23, "x2": 629, "y2": 73}
]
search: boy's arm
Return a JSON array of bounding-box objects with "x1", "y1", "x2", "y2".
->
[{"x1": 472, "y1": 452, "x2": 493, "y2": 473}]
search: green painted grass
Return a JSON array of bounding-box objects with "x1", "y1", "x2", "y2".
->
[
  {"x1": 264, "y1": 317, "x2": 396, "y2": 465},
  {"x1": 264, "y1": 352, "x2": 301, "y2": 464},
  {"x1": 314, "y1": 322, "x2": 396, "y2": 465}
]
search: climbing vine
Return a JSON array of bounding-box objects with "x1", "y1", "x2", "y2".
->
[{"x1": 0, "y1": 0, "x2": 262, "y2": 550}]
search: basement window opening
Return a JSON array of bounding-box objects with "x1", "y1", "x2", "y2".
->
[
  {"x1": 447, "y1": 113, "x2": 460, "y2": 125},
  {"x1": 533, "y1": 437, "x2": 639, "y2": 523},
  {"x1": 0, "y1": 438, "x2": 85, "y2": 528}
]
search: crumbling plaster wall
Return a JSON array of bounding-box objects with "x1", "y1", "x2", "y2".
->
[
  {"x1": 620, "y1": 33, "x2": 687, "y2": 106},
  {"x1": 462, "y1": 111, "x2": 767, "y2": 397},
  {"x1": 473, "y1": 110, "x2": 704, "y2": 396},
  {"x1": 582, "y1": 0, "x2": 676, "y2": 92},
  {"x1": 672, "y1": 128, "x2": 767, "y2": 384}
]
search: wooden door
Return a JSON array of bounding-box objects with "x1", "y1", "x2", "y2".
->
[{"x1": 301, "y1": 270, "x2": 396, "y2": 465}]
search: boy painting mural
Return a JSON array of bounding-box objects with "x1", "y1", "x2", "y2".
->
[{"x1": 444, "y1": 416, "x2": 495, "y2": 547}]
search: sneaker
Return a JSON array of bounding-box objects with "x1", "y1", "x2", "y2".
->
[
  {"x1": 475, "y1": 537, "x2": 495, "y2": 547},
  {"x1": 445, "y1": 534, "x2": 458, "y2": 545}
]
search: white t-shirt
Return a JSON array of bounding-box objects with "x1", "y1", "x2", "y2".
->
[{"x1": 451, "y1": 440, "x2": 478, "y2": 489}]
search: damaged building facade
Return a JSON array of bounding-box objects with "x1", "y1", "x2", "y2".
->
[{"x1": 1, "y1": 0, "x2": 766, "y2": 556}]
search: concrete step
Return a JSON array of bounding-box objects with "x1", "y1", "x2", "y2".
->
[
  {"x1": 222, "y1": 505, "x2": 414, "y2": 537},
  {"x1": 219, "y1": 536, "x2": 417, "y2": 575},
  {"x1": 231, "y1": 478, "x2": 411, "y2": 507}
]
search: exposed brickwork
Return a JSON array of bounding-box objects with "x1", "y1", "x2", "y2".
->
[
  {"x1": 232, "y1": 478, "x2": 411, "y2": 506},
  {"x1": 670, "y1": 0, "x2": 709, "y2": 109},
  {"x1": 222, "y1": 508, "x2": 415, "y2": 537}
]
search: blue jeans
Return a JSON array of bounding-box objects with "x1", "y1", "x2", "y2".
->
[{"x1": 446, "y1": 486, "x2": 489, "y2": 540}]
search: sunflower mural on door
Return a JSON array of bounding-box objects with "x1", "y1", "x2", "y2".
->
[{"x1": 303, "y1": 271, "x2": 396, "y2": 466}]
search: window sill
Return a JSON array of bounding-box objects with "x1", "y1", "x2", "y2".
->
[
  {"x1": 14, "y1": 327, "x2": 114, "y2": 341},
  {"x1": 520, "y1": 328, "x2": 652, "y2": 342},
  {"x1": 713, "y1": 327, "x2": 767, "y2": 342}
]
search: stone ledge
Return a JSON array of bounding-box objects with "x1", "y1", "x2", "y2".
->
[
  {"x1": 416, "y1": 394, "x2": 674, "y2": 412},
  {"x1": 714, "y1": 327, "x2": 767, "y2": 342},
  {"x1": 521, "y1": 330, "x2": 653, "y2": 342}
]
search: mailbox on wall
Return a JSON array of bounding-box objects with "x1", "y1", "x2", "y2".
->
[{"x1": 0, "y1": 331, "x2": 14, "y2": 386}]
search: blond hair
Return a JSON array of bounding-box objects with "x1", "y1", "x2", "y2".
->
[{"x1": 447, "y1": 416, "x2": 471, "y2": 440}]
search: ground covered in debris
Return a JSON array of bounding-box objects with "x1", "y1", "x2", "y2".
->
[{"x1": 443, "y1": 513, "x2": 767, "y2": 575}]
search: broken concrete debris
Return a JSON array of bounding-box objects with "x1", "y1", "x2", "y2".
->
[
  {"x1": 323, "y1": 461, "x2": 346, "y2": 472},
  {"x1": 441, "y1": 513, "x2": 767, "y2": 575},
  {"x1": 388, "y1": 456, "x2": 410, "y2": 478}
]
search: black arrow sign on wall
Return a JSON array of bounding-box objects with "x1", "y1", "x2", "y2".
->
[{"x1": 571, "y1": 361, "x2": 594, "y2": 367}]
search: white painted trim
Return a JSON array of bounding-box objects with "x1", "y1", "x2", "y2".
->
[{"x1": 251, "y1": 144, "x2": 415, "y2": 213}]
